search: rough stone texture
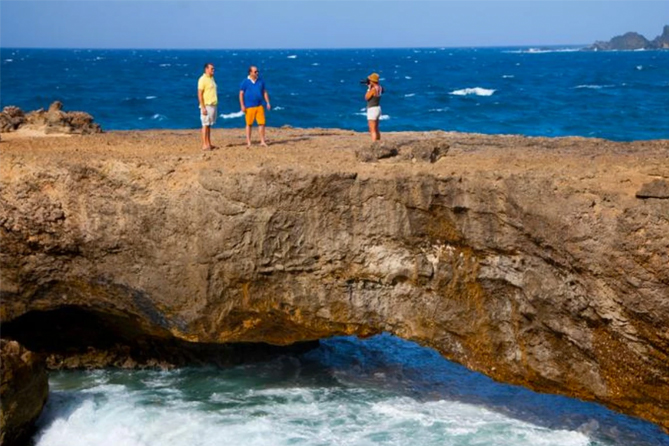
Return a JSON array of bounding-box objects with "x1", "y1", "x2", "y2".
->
[
  {"x1": 636, "y1": 179, "x2": 669, "y2": 199},
  {"x1": 0, "y1": 102, "x2": 101, "y2": 135},
  {"x1": 1, "y1": 128, "x2": 668, "y2": 431},
  {"x1": 0, "y1": 107, "x2": 26, "y2": 133},
  {"x1": 356, "y1": 137, "x2": 449, "y2": 163},
  {"x1": 0, "y1": 339, "x2": 49, "y2": 446}
]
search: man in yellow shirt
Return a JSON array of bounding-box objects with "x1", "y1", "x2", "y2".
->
[{"x1": 197, "y1": 63, "x2": 218, "y2": 150}]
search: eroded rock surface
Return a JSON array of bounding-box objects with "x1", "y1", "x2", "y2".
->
[
  {"x1": 0, "y1": 102, "x2": 101, "y2": 135},
  {"x1": 0, "y1": 340, "x2": 48, "y2": 446},
  {"x1": 1, "y1": 128, "x2": 668, "y2": 431}
]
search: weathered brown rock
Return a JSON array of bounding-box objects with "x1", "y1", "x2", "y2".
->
[
  {"x1": 0, "y1": 340, "x2": 48, "y2": 446},
  {"x1": 636, "y1": 179, "x2": 669, "y2": 199},
  {"x1": 0, "y1": 128, "x2": 668, "y2": 432},
  {"x1": 0, "y1": 102, "x2": 101, "y2": 135},
  {"x1": 0, "y1": 106, "x2": 26, "y2": 133}
]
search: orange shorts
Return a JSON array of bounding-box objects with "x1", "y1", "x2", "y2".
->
[{"x1": 245, "y1": 106, "x2": 266, "y2": 126}]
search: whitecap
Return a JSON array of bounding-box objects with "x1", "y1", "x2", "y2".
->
[
  {"x1": 636, "y1": 65, "x2": 643, "y2": 70},
  {"x1": 502, "y1": 75, "x2": 514, "y2": 78},
  {"x1": 573, "y1": 84, "x2": 614, "y2": 90},
  {"x1": 429, "y1": 108, "x2": 449, "y2": 112},
  {"x1": 450, "y1": 87, "x2": 496, "y2": 96},
  {"x1": 405, "y1": 76, "x2": 412, "y2": 80},
  {"x1": 146, "y1": 96, "x2": 157, "y2": 99},
  {"x1": 287, "y1": 55, "x2": 297, "y2": 59},
  {"x1": 4, "y1": 59, "x2": 13, "y2": 62},
  {"x1": 159, "y1": 64, "x2": 171, "y2": 67},
  {"x1": 404, "y1": 93, "x2": 415, "y2": 97},
  {"x1": 312, "y1": 63, "x2": 319, "y2": 66},
  {"x1": 380, "y1": 115, "x2": 390, "y2": 120},
  {"x1": 220, "y1": 111, "x2": 244, "y2": 119},
  {"x1": 273, "y1": 106, "x2": 284, "y2": 110},
  {"x1": 151, "y1": 114, "x2": 166, "y2": 121}
]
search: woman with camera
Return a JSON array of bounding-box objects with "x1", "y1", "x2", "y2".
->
[{"x1": 364, "y1": 73, "x2": 383, "y2": 141}]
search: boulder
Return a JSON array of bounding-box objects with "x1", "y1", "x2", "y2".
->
[
  {"x1": 0, "y1": 107, "x2": 26, "y2": 133},
  {"x1": 0, "y1": 102, "x2": 102, "y2": 134},
  {"x1": 636, "y1": 179, "x2": 669, "y2": 199},
  {"x1": 0, "y1": 340, "x2": 48, "y2": 446}
]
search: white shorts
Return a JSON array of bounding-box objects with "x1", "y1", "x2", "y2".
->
[
  {"x1": 200, "y1": 105, "x2": 217, "y2": 127},
  {"x1": 367, "y1": 106, "x2": 381, "y2": 121}
]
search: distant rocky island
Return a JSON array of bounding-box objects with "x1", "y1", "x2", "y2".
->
[{"x1": 588, "y1": 25, "x2": 669, "y2": 50}]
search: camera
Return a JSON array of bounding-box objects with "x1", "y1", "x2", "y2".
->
[{"x1": 360, "y1": 79, "x2": 370, "y2": 85}]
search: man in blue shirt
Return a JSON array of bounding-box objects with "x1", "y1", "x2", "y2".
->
[{"x1": 239, "y1": 66, "x2": 271, "y2": 147}]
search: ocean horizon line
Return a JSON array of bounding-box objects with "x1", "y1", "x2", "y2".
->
[{"x1": 0, "y1": 43, "x2": 590, "y2": 52}]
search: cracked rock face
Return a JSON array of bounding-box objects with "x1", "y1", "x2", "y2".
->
[
  {"x1": 0, "y1": 340, "x2": 48, "y2": 446},
  {"x1": 1, "y1": 129, "x2": 668, "y2": 431}
]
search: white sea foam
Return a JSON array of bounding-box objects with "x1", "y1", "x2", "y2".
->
[
  {"x1": 273, "y1": 106, "x2": 285, "y2": 110},
  {"x1": 428, "y1": 108, "x2": 449, "y2": 112},
  {"x1": 311, "y1": 63, "x2": 319, "y2": 66},
  {"x1": 145, "y1": 96, "x2": 157, "y2": 99},
  {"x1": 502, "y1": 75, "x2": 514, "y2": 79},
  {"x1": 504, "y1": 48, "x2": 581, "y2": 54},
  {"x1": 221, "y1": 111, "x2": 244, "y2": 119},
  {"x1": 636, "y1": 65, "x2": 643, "y2": 70},
  {"x1": 574, "y1": 85, "x2": 614, "y2": 90},
  {"x1": 287, "y1": 55, "x2": 297, "y2": 59},
  {"x1": 159, "y1": 64, "x2": 171, "y2": 67},
  {"x1": 404, "y1": 93, "x2": 415, "y2": 97},
  {"x1": 450, "y1": 87, "x2": 496, "y2": 96},
  {"x1": 4, "y1": 59, "x2": 13, "y2": 62},
  {"x1": 380, "y1": 115, "x2": 390, "y2": 120},
  {"x1": 405, "y1": 76, "x2": 412, "y2": 80},
  {"x1": 151, "y1": 114, "x2": 166, "y2": 121}
]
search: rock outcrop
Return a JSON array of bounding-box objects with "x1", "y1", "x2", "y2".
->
[
  {"x1": 653, "y1": 25, "x2": 669, "y2": 49},
  {"x1": 0, "y1": 340, "x2": 49, "y2": 446},
  {"x1": 589, "y1": 25, "x2": 669, "y2": 50},
  {"x1": 0, "y1": 102, "x2": 101, "y2": 135},
  {"x1": 1, "y1": 128, "x2": 668, "y2": 432}
]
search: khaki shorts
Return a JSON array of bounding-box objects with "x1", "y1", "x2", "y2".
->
[
  {"x1": 245, "y1": 106, "x2": 266, "y2": 126},
  {"x1": 200, "y1": 105, "x2": 217, "y2": 127}
]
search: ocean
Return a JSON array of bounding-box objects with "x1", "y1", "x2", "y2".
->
[
  {"x1": 3, "y1": 47, "x2": 669, "y2": 445},
  {"x1": 1, "y1": 47, "x2": 669, "y2": 141}
]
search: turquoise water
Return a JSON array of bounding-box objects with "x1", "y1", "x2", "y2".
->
[
  {"x1": 2, "y1": 47, "x2": 669, "y2": 141},
  {"x1": 33, "y1": 335, "x2": 669, "y2": 446}
]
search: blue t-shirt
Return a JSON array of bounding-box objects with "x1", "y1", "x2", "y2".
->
[{"x1": 240, "y1": 78, "x2": 267, "y2": 108}]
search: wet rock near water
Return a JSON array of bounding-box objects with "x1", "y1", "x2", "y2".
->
[
  {"x1": 0, "y1": 101, "x2": 102, "y2": 135},
  {"x1": 0, "y1": 339, "x2": 49, "y2": 446}
]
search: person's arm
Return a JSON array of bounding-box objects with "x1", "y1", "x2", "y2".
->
[
  {"x1": 365, "y1": 85, "x2": 376, "y2": 101},
  {"x1": 239, "y1": 91, "x2": 246, "y2": 112},
  {"x1": 263, "y1": 90, "x2": 271, "y2": 111},
  {"x1": 198, "y1": 89, "x2": 208, "y2": 115}
]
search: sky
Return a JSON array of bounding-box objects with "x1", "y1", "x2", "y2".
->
[{"x1": 1, "y1": 0, "x2": 667, "y2": 49}]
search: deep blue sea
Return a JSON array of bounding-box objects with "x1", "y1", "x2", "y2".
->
[
  {"x1": 2, "y1": 47, "x2": 669, "y2": 141},
  {"x1": 3, "y1": 48, "x2": 669, "y2": 445}
]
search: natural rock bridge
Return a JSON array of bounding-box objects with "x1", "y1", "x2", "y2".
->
[{"x1": 1, "y1": 128, "x2": 668, "y2": 432}]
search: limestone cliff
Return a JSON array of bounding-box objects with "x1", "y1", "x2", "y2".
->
[{"x1": 1, "y1": 129, "x2": 668, "y2": 431}]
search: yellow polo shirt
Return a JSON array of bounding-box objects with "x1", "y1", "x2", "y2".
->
[{"x1": 198, "y1": 74, "x2": 218, "y2": 106}]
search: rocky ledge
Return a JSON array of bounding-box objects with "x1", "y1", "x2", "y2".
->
[{"x1": 0, "y1": 128, "x2": 668, "y2": 432}]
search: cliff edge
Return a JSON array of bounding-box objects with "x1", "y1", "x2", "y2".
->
[{"x1": 1, "y1": 128, "x2": 668, "y2": 431}]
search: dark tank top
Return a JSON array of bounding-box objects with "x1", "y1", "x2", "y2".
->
[{"x1": 366, "y1": 85, "x2": 382, "y2": 108}]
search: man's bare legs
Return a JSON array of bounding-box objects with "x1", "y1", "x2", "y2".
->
[
  {"x1": 202, "y1": 125, "x2": 212, "y2": 150},
  {"x1": 259, "y1": 125, "x2": 268, "y2": 146},
  {"x1": 245, "y1": 125, "x2": 252, "y2": 147}
]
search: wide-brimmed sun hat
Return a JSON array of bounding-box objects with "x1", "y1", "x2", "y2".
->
[{"x1": 367, "y1": 73, "x2": 380, "y2": 83}]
